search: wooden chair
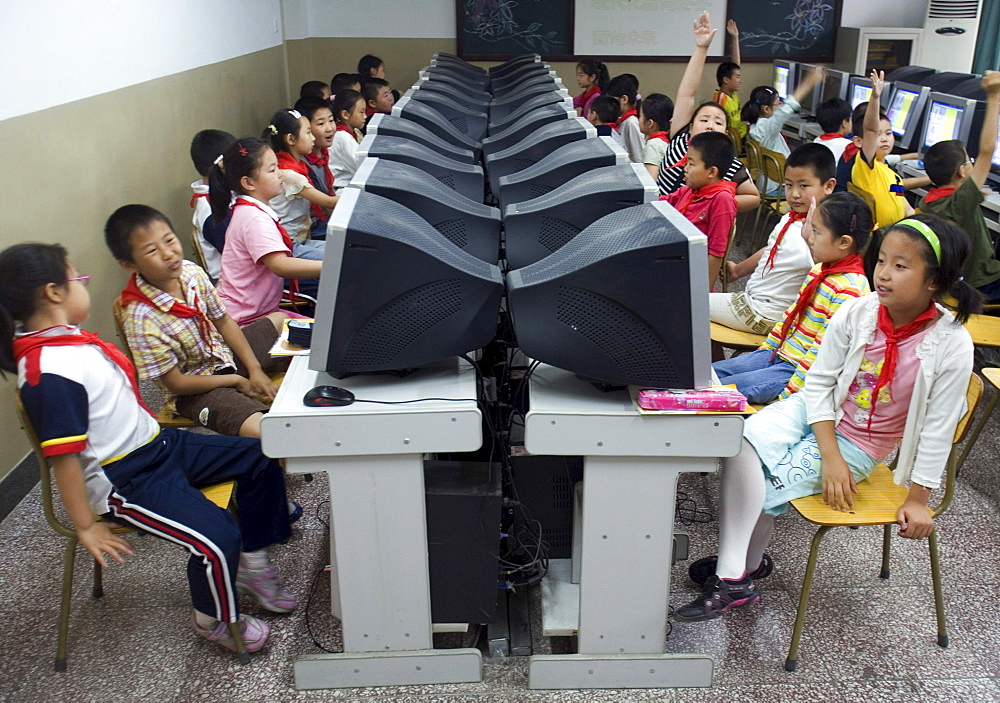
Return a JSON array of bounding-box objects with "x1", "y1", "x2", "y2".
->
[
  {"x1": 727, "y1": 125, "x2": 745, "y2": 159},
  {"x1": 753, "y1": 146, "x2": 789, "y2": 250},
  {"x1": 737, "y1": 138, "x2": 763, "y2": 245},
  {"x1": 784, "y1": 372, "x2": 983, "y2": 672},
  {"x1": 718, "y1": 221, "x2": 740, "y2": 293},
  {"x1": 14, "y1": 392, "x2": 247, "y2": 670},
  {"x1": 847, "y1": 182, "x2": 877, "y2": 221},
  {"x1": 710, "y1": 321, "x2": 767, "y2": 356},
  {"x1": 189, "y1": 225, "x2": 210, "y2": 277}
]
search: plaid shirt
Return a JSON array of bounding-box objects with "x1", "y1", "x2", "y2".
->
[{"x1": 120, "y1": 261, "x2": 233, "y2": 410}]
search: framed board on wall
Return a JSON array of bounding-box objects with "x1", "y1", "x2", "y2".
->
[
  {"x1": 457, "y1": 0, "x2": 575, "y2": 61},
  {"x1": 729, "y1": 0, "x2": 844, "y2": 61}
]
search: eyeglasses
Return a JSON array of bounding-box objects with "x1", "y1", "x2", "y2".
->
[{"x1": 66, "y1": 275, "x2": 90, "y2": 286}]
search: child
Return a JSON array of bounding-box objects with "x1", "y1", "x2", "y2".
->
[
  {"x1": 299, "y1": 80, "x2": 330, "y2": 101},
  {"x1": 712, "y1": 143, "x2": 837, "y2": 333},
  {"x1": 638, "y1": 93, "x2": 673, "y2": 181},
  {"x1": 189, "y1": 129, "x2": 236, "y2": 280},
  {"x1": 0, "y1": 242, "x2": 297, "y2": 651},
  {"x1": 262, "y1": 108, "x2": 339, "y2": 255},
  {"x1": 660, "y1": 131, "x2": 738, "y2": 290},
  {"x1": 573, "y1": 58, "x2": 609, "y2": 118},
  {"x1": 835, "y1": 101, "x2": 927, "y2": 194},
  {"x1": 711, "y1": 19, "x2": 745, "y2": 138},
  {"x1": 920, "y1": 71, "x2": 1000, "y2": 304},
  {"x1": 812, "y1": 98, "x2": 852, "y2": 163},
  {"x1": 676, "y1": 214, "x2": 978, "y2": 621},
  {"x1": 358, "y1": 54, "x2": 385, "y2": 82},
  {"x1": 586, "y1": 95, "x2": 624, "y2": 148},
  {"x1": 210, "y1": 138, "x2": 322, "y2": 326},
  {"x1": 294, "y1": 97, "x2": 337, "y2": 233},
  {"x1": 713, "y1": 192, "x2": 872, "y2": 403},
  {"x1": 361, "y1": 78, "x2": 395, "y2": 129},
  {"x1": 328, "y1": 89, "x2": 366, "y2": 192},
  {"x1": 331, "y1": 72, "x2": 362, "y2": 97},
  {"x1": 605, "y1": 74, "x2": 644, "y2": 163},
  {"x1": 656, "y1": 12, "x2": 760, "y2": 212},
  {"x1": 105, "y1": 204, "x2": 283, "y2": 438}
]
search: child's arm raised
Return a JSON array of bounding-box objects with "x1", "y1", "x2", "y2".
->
[
  {"x1": 49, "y1": 453, "x2": 135, "y2": 566},
  {"x1": 859, "y1": 70, "x2": 885, "y2": 165},
  {"x1": 214, "y1": 314, "x2": 279, "y2": 401},
  {"x1": 260, "y1": 251, "x2": 322, "y2": 280},
  {"x1": 670, "y1": 11, "x2": 718, "y2": 135},
  {"x1": 727, "y1": 19, "x2": 740, "y2": 66},
  {"x1": 971, "y1": 70, "x2": 1000, "y2": 188}
]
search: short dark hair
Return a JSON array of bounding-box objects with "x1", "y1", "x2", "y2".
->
[
  {"x1": 716, "y1": 61, "x2": 740, "y2": 86},
  {"x1": 851, "y1": 101, "x2": 888, "y2": 139},
  {"x1": 331, "y1": 72, "x2": 361, "y2": 94},
  {"x1": 785, "y1": 142, "x2": 837, "y2": 183},
  {"x1": 639, "y1": 93, "x2": 673, "y2": 132},
  {"x1": 104, "y1": 205, "x2": 173, "y2": 262},
  {"x1": 605, "y1": 74, "x2": 638, "y2": 106},
  {"x1": 815, "y1": 192, "x2": 874, "y2": 254},
  {"x1": 816, "y1": 98, "x2": 851, "y2": 134},
  {"x1": 331, "y1": 89, "x2": 364, "y2": 123},
  {"x1": 190, "y1": 130, "x2": 236, "y2": 177},
  {"x1": 923, "y1": 139, "x2": 968, "y2": 187},
  {"x1": 295, "y1": 96, "x2": 334, "y2": 121},
  {"x1": 361, "y1": 78, "x2": 389, "y2": 104},
  {"x1": 689, "y1": 131, "x2": 735, "y2": 177},
  {"x1": 589, "y1": 95, "x2": 621, "y2": 124},
  {"x1": 358, "y1": 54, "x2": 384, "y2": 79},
  {"x1": 299, "y1": 80, "x2": 329, "y2": 100}
]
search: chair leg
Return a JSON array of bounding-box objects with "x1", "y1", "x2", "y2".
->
[
  {"x1": 229, "y1": 621, "x2": 251, "y2": 665},
  {"x1": 55, "y1": 537, "x2": 79, "y2": 672},
  {"x1": 880, "y1": 524, "x2": 893, "y2": 579},
  {"x1": 929, "y1": 530, "x2": 949, "y2": 648},
  {"x1": 786, "y1": 525, "x2": 832, "y2": 672},
  {"x1": 93, "y1": 558, "x2": 104, "y2": 598}
]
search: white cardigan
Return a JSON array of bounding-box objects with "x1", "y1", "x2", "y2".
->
[{"x1": 800, "y1": 293, "x2": 973, "y2": 489}]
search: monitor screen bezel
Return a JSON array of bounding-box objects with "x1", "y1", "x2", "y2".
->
[
  {"x1": 918, "y1": 91, "x2": 978, "y2": 156},
  {"x1": 847, "y1": 76, "x2": 875, "y2": 109}
]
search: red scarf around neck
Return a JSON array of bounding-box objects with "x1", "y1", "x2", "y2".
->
[
  {"x1": 231, "y1": 199, "x2": 299, "y2": 299},
  {"x1": 119, "y1": 274, "x2": 215, "y2": 356},
  {"x1": 842, "y1": 143, "x2": 860, "y2": 163},
  {"x1": 13, "y1": 328, "x2": 155, "y2": 418},
  {"x1": 647, "y1": 130, "x2": 669, "y2": 143},
  {"x1": 771, "y1": 253, "x2": 866, "y2": 353},
  {"x1": 303, "y1": 147, "x2": 335, "y2": 205},
  {"x1": 819, "y1": 132, "x2": 844, "y2": 141},
  {"x1": 277, "y1": 151, "x2": 326, "y2": 223},
  {"x1": 616, "y1": 107, "x2": 638, "y2": 127},
  {"x1": 671, "y1": 180, "x2": 737, "y2": 215},
  {"x1": 868, "y1": 300, "x2": 937, "y2": 431},
  {"x1": 579, "y1": 85, "x2": 601, "y2": 103},
  {"x1": 923, "y1": 186, "x2": 958, "y2": 204},
  {"x1": 190, "y1": 192, "x2": 208, "y2": 208},
  {"x1": 762, "y1": 211, "x2": 807, "y2": 274},
  {"x1": 334, "y1": 122, "x2": 359, "y2": 140}
]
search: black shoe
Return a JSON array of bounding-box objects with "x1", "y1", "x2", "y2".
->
[
  {"x1": 687, "y1": 553, "x2": 773, "y2": 587},
  {"x1": 674, "y1": 575, "x2": 761, "y2": 622}
]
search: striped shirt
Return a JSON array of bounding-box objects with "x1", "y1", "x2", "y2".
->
[
  {"x1": 656, "y1": 129, "x2": 750, "y2": 196},
  {"x1": 761, "y1": 264, "x2": 870, "y2": 399}
]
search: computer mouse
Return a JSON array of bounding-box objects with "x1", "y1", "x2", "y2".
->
[{"x1": 303, "y1": 385, "x2": 356, "y2": 407}]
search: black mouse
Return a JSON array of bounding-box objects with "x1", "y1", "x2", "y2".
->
[{"x1": 303, "y1": 385, "x2": 356, "y2": 407}]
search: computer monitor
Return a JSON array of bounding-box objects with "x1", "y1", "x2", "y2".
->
[
  {"x1": 404, "y1": 89, "x2": 488, "y2": 143},
  {"x1": 488, "y1": 54, "x2": 540, "y2": 76},
  {"x1": 485, "y1": 117, "x2": 595, "y2": 195},
  {"x1": 392, "y1": 97, "x2": 482, "y2": 150},
  {"x1": 366, "y1": 113, "x2": 478, "y2": 164},
  {"x1": 489, "y1": 92, "x2": 575, "y2": 135},
  {"x1": 415, "y1": 80, "x2": 490, "y2": 110},
  {"x1": 884, "y1": 82, "x2": 931, "y2": 151},
  {"x1": 504, "y1": 163, "x2": 659, "y2": 269},
  {"x1": 491, "y1": 64, "x2": 552, "y2": 93},
  {"x1": 847, "y1": 76, "x2": 875, "y2": 108},
  {"x1": 819, "y1": 68, "x2": 850, "y2": 103},
  {"x1": 309, "y1": 188, "x2": 504, "y2": 378},
  {"x1": 886, "y1": 66, "x2": 937, "y2": 84},
  {"x1": 349, "y1": 157, "x2": 501, "y2": 264},
  {"x1": 491, "y1": 83, "x2": 565, "y2": 122},
  {"x1": 773, "y1": 60, "x2": 797, "y2": 100},
  {"x1": 356, "y1": 134, "x2": 485, "y2": 201},
  {"x1": 497, "y1": 136, "x2": 628, "y2": 209},
  {"x1": 949, "y1": 77, "x2": 987, "y2": 101},
  {"x1": 420, "y1": 70, "x2": 489, "y2": 97},
  {"x1": 506, "y1": 201, "x2": 711, "y2": 389},
  {"x1": 482, "y1": 103, "x2": 575, "y2": 158},
  {"x1": 794, "y1": 64, "x2": 823, "y2": 115},
  {"x1": 921, "y1": 72, "x2": 978, "y2": 94},
  {"x1": 919, "y1": 92, "x2": 981, "y2": 157}
]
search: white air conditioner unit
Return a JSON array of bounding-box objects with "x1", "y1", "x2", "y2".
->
[{"x1": 920, "y1": 0, "x2": 984, "y2": 73}]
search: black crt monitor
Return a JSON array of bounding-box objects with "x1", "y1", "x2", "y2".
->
[
  {"x1": 356, "y1": 134, "x2": 485, "y2": 201},
  {"x1": 421, "y1": 70, "x2": 492, "y2": 100},
  {"x1": 921, "y1": 72, "x2": 978, "y2": 94},
  {"x1": 491, "y1": 82, "x2": 564, "y2": 120},
  {"x1": 491, "y1": 63, "x2": 552, "y2": 91},
  {"x1": 918, "y1": 92, "x2": 982, "y2": 158},
  {"x1": 434, "y1": 51, "x2": 488, "y2": 72},
  {"x1": 886, "y1": 66, "x2": 937, "y2": 84},
  {"x1": 506, "y1": 201, "x2": 711, "y2": 389},
  {"x1": 485, "y1": 117, "x2": 596, "y2": 195},
  {"x1": 489, "y1": 93, "x2": 575, "y2": 134},
  {"x1": 366, "y1": 113, "x2": 478, "y2": 164},
  {"x1": 350, "y1": 157, "x2": 501, "y2": 264},
  {"x1": 504, "y1": 163, "x2": 660, "y2": 269},
  {"x1": 481, "y1": 103, "x2": 575, "y2": 158},
  {"x1": 403, "y1": 89, "x2": 488, "y2": 143},
  {"x1": 415, "y1": 80, "x2": 491, "y2": 111},
  {"x1": 309, "y1": 188, "x2": 504, "y2": 378},
  {"x1": 393, "y1": 95, "x2": 486, "y2": 145},
  {"x1": 819, "y1": 68, "x2": 850, "y2": 103},
  {"x1": 949, "y1": 77, "x2": 987, "y2": 101},
  {"x1": 795, "y1": 64, "x2": 824, "y2": 116},
  {"x1": 773, "y1": 60, "x2": 797, "y2": 100},
  {"x1": 497, "y1": 136, "x2": 629, "y2": 209},
  {"x1": 847, "y1": 76, "x2": 875, "y2": 109},
  {"x1": 884, "y1": 82, "x2": 931, "y2": 151},
  {"x1": 488, "y1": 54, "x2": 540, "y2": 75}
]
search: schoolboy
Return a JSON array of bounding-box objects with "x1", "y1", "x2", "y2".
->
[
  {"x1": 587, "y1": 95, "x2": 625, "y2": 148},
  {"x1": 300, "y1": 80, "x2": 330, "y2": 101},
  {"x1": 189, "y1": 129, "x2": 236, "y2": 280},
  {"x1": 711, "y1": 143, "x2": 837, "y2": 333},
  {"x1": 836, "y1": 100, "x2": 927, "y2": 195},
  {"x1": 105, "y1": 205, "x2": 283, "y2": 440},
  {"x1": 331, "y1": 72, "x2": 362, "y2": 96},
  {"x1": 660, "y1": 131, "x2": 738, "y2": 290},
  {"x1": 361, "y1": 78, "x2": 395, "y2": 130},
  {"x1": 920, "y1": 71, "x2": 1000, "y2": 303},
  {"x1": 294, "y1": 96, "x2": 337, "y2": 233},
  {"x1": 812, "y1": 98, "x2": 852, "y2": 163},
  {"x1": 711, "y1": 19, "x2": 744, "y2": 137}
]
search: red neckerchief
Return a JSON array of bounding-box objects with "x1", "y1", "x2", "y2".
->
[
  {"x1": 771, "y1": 253, "x2": 866, "y2": 356},
  {"x1": 276, "y1": 151, "x2": 326, "y2": 223},
  {"x1": 119, "y1": 274, "x2": 215, "y2": 357},
  {"x1": 578, "y1": 85, "x2": 600, "y2": 104},
  {"x1": 365, "y1": 106, "x2": 375, "y2": 117},
  {"x1": 762, "y1": 211, "x2": 807, "y2": 275},
  {"x1": 842, "y1": 143, "x2": 860, "y2": 163},
  {"x1": 14, "y1": 327, "x2": 155, "y2": 418},
  {"x1": 819, "y1": 133, "x2": 844, "y2": 140},
  {"x1": 189, "y1": 192, "x2": 208, "y2": 208},
  {"x1": 334, "y1": 122, "x2": 358, "y2": 140},
  {"x1": 603, "y1": 122, "x2": 620, "y2": 132},
  {"x1": 231, "y1": 199, "x2": 299, "y2": 300},
  {"x1": 672, "y1": 181, "x2": 738, "y2": 214},
  {"x1": 868, "y1": 300, "x2": 937, "y2": 432},
  {"x1": 616, "y1": 107, "x2": 638, "y2": 127},
  {"x1": 304, "y1": 147, "x2": 334, "y2": 194},
  {"x1": 924, "y1": 186, "x2": 958, "y2": 204},
  {"x1": 647, "y1": 130, "x2": 669, "y2": 142}
]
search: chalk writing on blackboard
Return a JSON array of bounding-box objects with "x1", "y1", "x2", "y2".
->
[
  {"x1": 740, "y1": 0, "x2": 833, "y2": 54},
  {"x1": 463, "y1": 0, "x2": 565, "y2": 52},
  {"x1": 592, "y1": 30, "x2": 658, "y2": 48}
]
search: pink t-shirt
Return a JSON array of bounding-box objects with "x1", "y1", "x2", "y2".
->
[
  {"x1": 836, "y1": 326, "x2": 931, "y2": 460},
  {"x1": 216, "y1": 195, "x2": 289, "y2": 326}
]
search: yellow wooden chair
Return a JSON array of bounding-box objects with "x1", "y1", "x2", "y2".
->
[
  {"x1": 710, "y1": 321, "x2": 768, "y2": 356},
  {"x1": 189, "y1": 225, "x2": 210, "y2": 276},
  {"x1": 14, "y1": 392, "x2": 247, "y2": 670},
  {"x1": 727, "y1": 125, "x2": 745, "y2": 158},
  {"x1": 737, "y1": 138, "x2": 763, "y2": 246},
  {"x1": 718, "y1": 221, "x2": 739, "y2": 293},
  {"x1": 847, "y1": 182, "x2": 877, "y2": 221},
  {"x1": 784, "y1": 372, "x2": 983, "y2": 672},
  {"x1": 753, "y1": 146, "x2": 789, "y2": 251}
]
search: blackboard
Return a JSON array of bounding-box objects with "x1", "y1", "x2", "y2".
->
[
  {"x1": 457, "y1": 0, "x2": 575, "y2": 61},
  {"x1": 574, "y1": 0, "x2": 726, "y2": 60},
  {"x1": 729, "y1": 0, "x2": 843, "y2": 62}
]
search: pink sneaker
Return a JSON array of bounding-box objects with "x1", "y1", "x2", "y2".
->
[
  {"x1": 236, "y1": 565, "x2": 298, "y2": 613},
  {"x1": 192, "y1": 612, "x2": 270, "y2": 652}
]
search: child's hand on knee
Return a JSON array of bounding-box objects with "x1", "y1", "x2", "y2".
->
[
  {"x1": 897, "y1": 501, "x2": 934, "y2": 539},
  {"x1": 821, "y1": 456, "x2": 857, "y2": 511}
]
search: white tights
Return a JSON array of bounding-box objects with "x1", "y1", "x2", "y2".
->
[{"x1": 716, "y1": 439, "x2": 774, "y2": 580}]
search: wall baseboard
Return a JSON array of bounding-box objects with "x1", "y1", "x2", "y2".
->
[{"x1": 0, "y1": 452, "x2": 37, "y2": 524}]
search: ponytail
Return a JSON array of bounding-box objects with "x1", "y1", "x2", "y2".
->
[
  {"x1": 741, "y1": 86, "x2": 779, "y2": 126},
  {"x1": 208, "y1": 137, "x2": 270, "y2": 222},
  {"x1": 577, "y1": 59, "x2": 610, "y2": 92},
  {"x1": 262, "y1": 109, "x2": 304, "y2": 155}
]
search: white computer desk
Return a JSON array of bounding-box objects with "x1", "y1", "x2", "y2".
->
[
  {"x1": 523, "y1": 364, "x2": 744, "y2": 690},
  {"x1": 261, "y1": 355, "x2": 484, "y2": 690}
]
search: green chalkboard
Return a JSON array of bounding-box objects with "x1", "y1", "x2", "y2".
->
[
  {"x1": 457, "y1": 0, "x2": 575, "y2": 61},
  {"x1": 730, "y1": 0, "x2": 843, "y2": 62}
]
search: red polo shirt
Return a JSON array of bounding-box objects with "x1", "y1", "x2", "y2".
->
[{"x1": 659, "y1": 180, "x2": 738, "y2": 258}]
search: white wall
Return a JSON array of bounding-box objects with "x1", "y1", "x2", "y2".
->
[
  {"x1": 300, "y1": 0, "x2": 455, "y2": 38},
  {"x1": 841, "y1": 0, "x2": 929, "y2": 29},
  {"x1": 0, "y1": 0, "x2": 284, "y2": 121}
]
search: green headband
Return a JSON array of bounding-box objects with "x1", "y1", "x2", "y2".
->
[{"x1": 896, "y1": 218, "x2": 941, "y2": 263}]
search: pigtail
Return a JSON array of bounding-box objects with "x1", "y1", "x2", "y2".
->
[
  {"x1": 596, "y1": 61, "x2": 609, "y2": 91},
  {"x1": 207, "y1": 158, "x2": 231, "y2": 223},
  {"x1": 741, "y1": 86, "x2": 777, "y2": 127},
  {"x1": 948, "y1": 278, "x2": 983, "y2": 324},
  {"x1": 740, "y1": 97, "x2": 762, "y2": 126},
  {"x1": 0, "y1": 303, "x2": 16, "y2": 375},
  {"x1": 208, "y1": 138, "x2": 270, "y2": 221}
]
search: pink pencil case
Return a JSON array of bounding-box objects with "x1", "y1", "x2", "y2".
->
[{"x1": 637, "y1": 388, "x2": 747, "y2": 412}]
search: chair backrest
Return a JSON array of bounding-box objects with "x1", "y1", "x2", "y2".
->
[
  {"x1": 111, "y1": 298, "x2": 136, "y2": 366},
  {"x1": 847, "y1": 182, "x2": 877, "y2": 220},
  {"x1": 726, "y1": 126, "x2": 744, "y2": 158},
  {"x1": 720, "y1": 220, "x2": 738, "y2": 292},
  {"x1": 743, "y1": 138, "x2": 762, "y2": 185},
  {"x1": 189, "y1": 226, "x2": 209, "y2": 274},
  {"x1": 760, "y1": 147, "x2": 786, "y2": 188},
  {"x1": 934, "y1": 372, "x2": 983, "y2": 517},
  {"x1": 14, "y1": 391, "x2": 75, "y2": 538}
]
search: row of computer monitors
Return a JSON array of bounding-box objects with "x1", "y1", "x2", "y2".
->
[{"x1": 773, "y1": 61, "x2": 1000, "y2": 174}]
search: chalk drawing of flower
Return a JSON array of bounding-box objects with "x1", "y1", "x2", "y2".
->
[
  {"x1": 464, "y1": 0, "x2": 563, "y2": 52},
  {"x1": 786, "y1": 0, "x2": 833, "y2": 37}
]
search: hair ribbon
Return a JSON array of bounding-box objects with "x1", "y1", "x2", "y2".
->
[{"x1": 897, "y1": 218, "x2": 941, "y2": 263}]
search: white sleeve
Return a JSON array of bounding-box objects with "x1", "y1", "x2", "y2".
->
[
  {"x1": 751, "y1": 98, "x2": 799, "y2": 145},
  {"x1": 802, "y1": 295, "x2": 860, "y2": 424}
]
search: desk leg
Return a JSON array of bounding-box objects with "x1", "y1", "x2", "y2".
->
[
  {"x1": 529, "y1": 456, "x2": 714, "y2": 690},
  {"x1": 292, "y1": 455, "x2": 481, "y2": 690}
]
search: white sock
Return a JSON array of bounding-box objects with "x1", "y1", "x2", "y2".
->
[
  {"x1": 745, "y1": 513, "x2": 775, "y2": 574},
  {"x1": 240, "y1": 549, "x2": 270, "y2": 569},
  {"x1": 194, "y1": 609, "x2": 219, "y2": 629},
  {"x1": 716, "y1": 439, "x2": 766, "y2": 581}
]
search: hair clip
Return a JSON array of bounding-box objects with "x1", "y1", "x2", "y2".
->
[
  {"x1": 213, "y1": 154, "x2": 224, "y2": 166},
  {"x1": 849, "y1": 214, "x2": 857, "y2": 234},
  {"x1": 238, "y1": 142, "x2": 248, "y2": 157},
  {"x1": 288, "y1": 109, "x2": 302, "y2": 119},
  {"x1": 958, "y1": 276, "x2": 964, "y2": 282},
  {"x1": 268, "y1": 124, "x2": 278, "y2": 135}
]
